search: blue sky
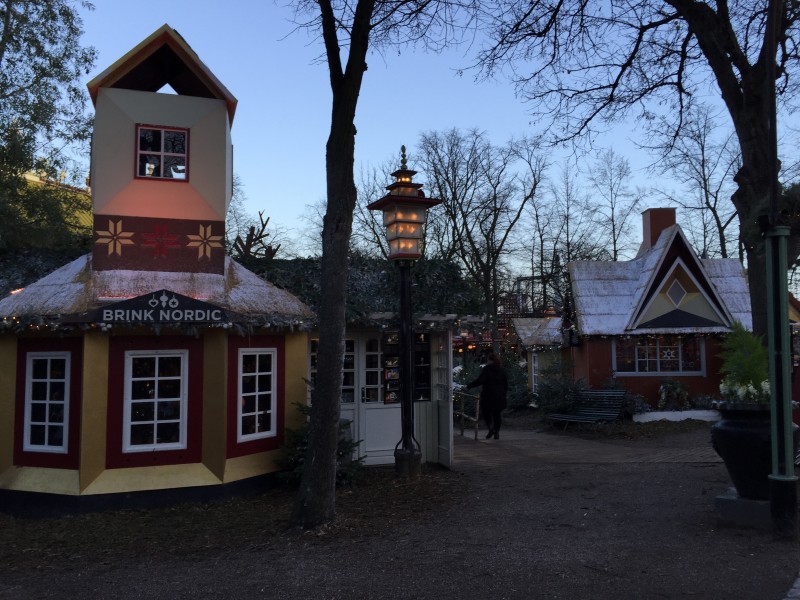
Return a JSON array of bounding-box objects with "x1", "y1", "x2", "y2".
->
[{"x1": 80, "y1": 1, "x2": 654, "y2": 242}]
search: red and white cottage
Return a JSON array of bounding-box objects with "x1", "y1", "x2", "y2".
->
[
  {"x1": 516, "y1": 208, "x2": 752, "y2": 406},
  {"x1": 0, "y1": 25, "x2": 314, "y2": 512}
]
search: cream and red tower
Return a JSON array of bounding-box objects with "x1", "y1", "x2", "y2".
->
[{"x1": 87, "y1": 25, "x2": 236, "y2": 275}]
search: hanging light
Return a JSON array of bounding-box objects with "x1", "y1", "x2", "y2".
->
[{"x1": 367, "y1": 145, "x2": 441, "y2": 261}]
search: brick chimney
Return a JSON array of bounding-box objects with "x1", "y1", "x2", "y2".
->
[{"x1": 640, "y1": 208, "x2": 676, "y2": 252}]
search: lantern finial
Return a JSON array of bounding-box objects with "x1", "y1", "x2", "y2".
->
[{"x1": 400, "y1": 145, "x2": 407, "y2": 170}]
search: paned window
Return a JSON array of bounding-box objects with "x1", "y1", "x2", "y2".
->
[
  {"x1": 24, "y1": 352, "x2": 70, "y2": 453},
  {"x1": 123, "y1": 350, "x2": 188, "y2": 452},
  {"x1": 531, "y1": 353, "x2": 540, "y2": 393},
  {"x1": 614, "y1": 336, "x2": 703, "y2": 375},
  {"x1": 309, "y1": 339, "x2": 356, "y2": 403},
  {"x1": 363, "y1": 337, "x2": 383, "y2": 403},
  {"x1": 136, "y1": 125, "x2": 188, "y2": 180},
  {"x1": 238, "y1": 349, "x2": 277, "y2": 442}
]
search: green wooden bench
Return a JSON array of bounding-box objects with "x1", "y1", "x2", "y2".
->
[{"x1": 546, "y1": 389, "x2": 628, "y2": 428}]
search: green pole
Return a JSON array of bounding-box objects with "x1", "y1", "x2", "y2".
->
[{"x1": 766, "y1": 226, "x2": 798, "y2": 539}]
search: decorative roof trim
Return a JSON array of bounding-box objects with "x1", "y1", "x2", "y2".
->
[
  {"x1": 628, "y1": 257, "x2": 732, "y2": 331},
  {"x1": 87, "y1": 24, "x2": 237, "y2": 123},
  {"x1": 626, "y1": 226, "x2": 731, "y2": 330}
]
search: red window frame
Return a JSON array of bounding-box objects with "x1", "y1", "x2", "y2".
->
[
  {"x1": 227, "y1": 335, "x2": 285, "y2": 458},
  {"x1": 106, "y1": 336, "x2": 202, "y2": 468},
  {"x1": 134, "y1": 124, "x2": 189, "y2": 181},
  {"x1": 14, "y1": 338, "x2": 83, "y2": 469}
]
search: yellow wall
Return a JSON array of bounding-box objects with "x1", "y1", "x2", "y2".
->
[
  {"x1": 202, "y1": 329, "x2": 227, "y2": 480},
  {"x1": 0, "y1": 336, "x2": 17, "y2": 472},
  {"x1": 79, "y1": 333, "x2": 109, "y2": 491},
  {"x1": 222, "y1": 329, "x2": 309, "y2": 483},
  {"x1": 283, "y1": 331, "x2": 309, "y2": 431}
]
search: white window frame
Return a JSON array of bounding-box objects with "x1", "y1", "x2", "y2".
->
[
  {"x1": 309, "y1": 339, "x2": 356, "y2": 404},
  {"x1": 123, "y1": 350, "x2": 188, "y2": 453},
  {"x1": 612, "y1": 336, "x2": 706, "y2": 376},
  {"x1": 531, "y1": 353, "x2": 539, "y2": 393},
  {"x1": 237, "y1": 348, "x2": 278, "y2": 442},
  {"x1": 136, "y1": 124, "x2": 189, "y2": 180},
  {"x1": 24, "y1": 351, "x2": 70, "y2": 454}
]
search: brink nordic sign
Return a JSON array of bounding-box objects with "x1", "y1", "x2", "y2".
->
[{"x1": 94, "y1": 290, "x2": 227, "y2": 324}]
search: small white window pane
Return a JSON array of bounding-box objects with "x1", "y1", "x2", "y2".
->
[
  {"x1": 238, "y1": 349, "x2": 278, "y2": 442},
  {"x1": 24, "y1": 352, "x2": 71, "y2": 453},
  {"x1": 123, "y1": 350, "x2": 187, "y2": 452}
]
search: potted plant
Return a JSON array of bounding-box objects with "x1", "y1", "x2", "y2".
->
[{"x1": 711, "y1": 322, "x2": 796, "y2": 500}]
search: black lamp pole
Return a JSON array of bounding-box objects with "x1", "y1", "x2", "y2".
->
[
  {"x1": 367, "y1": 146, "x2": 441, "y2": 479},
  {"x1": 395, "y1": 259, "x2": 420, "y2": 477}
]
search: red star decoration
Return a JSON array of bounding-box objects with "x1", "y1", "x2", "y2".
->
[{"x1": 141, "y1": 223, "x2": 181, "y2": 257}]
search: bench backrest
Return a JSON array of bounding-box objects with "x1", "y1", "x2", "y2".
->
[{"x1": 573, "y1": 390, "x2": 627, "y2": 410}]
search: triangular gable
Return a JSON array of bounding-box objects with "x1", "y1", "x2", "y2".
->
[
  {"x1": 627, "y1": 227, "x2": 733, "y2": 331},
  {"x1": 87, "y1": 24, "x2": 237, "y2": 123}
]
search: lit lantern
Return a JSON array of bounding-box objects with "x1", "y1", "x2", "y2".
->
[
  {"x1": 367, "y1": 146, "x2": 441, "y2": 261},
  {"x1": 366, "y1": 146, "x2": 441, "y2": 478}
]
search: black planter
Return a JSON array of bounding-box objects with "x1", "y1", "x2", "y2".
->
[{"x1": 711, "y1": 403, "x2": 799, "y2": 500}]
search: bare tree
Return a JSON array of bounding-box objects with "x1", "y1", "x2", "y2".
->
[
  {"x1": 521, "y1": 163, "x2": 608, "y2": 313},
  {"x1": 587, "y1": 149, "x2": 644, "y2": 261},
  {"x1": 417, "y1": 128, "x2": 484, "y2": 263},
  {"x1": 226, "y1": 174, "x2": 289, "y2": 259},
  {"x1": 477, "y1": 0, "x2": 800, "y2": 336},
  {"x1": 289, "y1": 0, "x2": 477, "y2": 529},
  {"x1": 655, "y1": 107, "x2": 740, "y2": 259},
  {"x1": 418, "y1": 129, "x2": 546, "y2": 329},
  {"x1": 352, "y1": 160, "x2": 395, "y2": 258}
]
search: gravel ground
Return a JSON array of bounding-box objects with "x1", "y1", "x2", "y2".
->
[{"x1": 1, "y1": 421, "x2": 798, "y2": 600}]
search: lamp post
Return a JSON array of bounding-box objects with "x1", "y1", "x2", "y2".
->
[
  {"x1": 764, "y1": 0, "x2": 797, "y2": 540},
  {"x1": 368, "y1": 146, "x2": 441, "y2": 478}
]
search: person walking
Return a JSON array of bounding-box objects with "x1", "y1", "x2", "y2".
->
[{"x1": 467, "y1": 352, "x2": 508, "y2": 439}]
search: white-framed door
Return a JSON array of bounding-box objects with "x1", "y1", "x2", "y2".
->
[{"x1": 309, "y1": 334, "x2": 401, "y2": 465}]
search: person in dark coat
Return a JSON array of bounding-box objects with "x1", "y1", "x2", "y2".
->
[{"x1": 467, "y1": 352, "x2": 508, "y2": 439}]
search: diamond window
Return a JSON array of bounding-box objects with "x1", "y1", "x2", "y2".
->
[{"x1": 666, "y1": 280, "x2": 687, "y2": 307}]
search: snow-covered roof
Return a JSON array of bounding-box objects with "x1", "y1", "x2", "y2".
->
[
  {"x1": 512, "y1": 317, "x2": 562, "y2": 347},
  {"x1": 0, "y1": 254, "x2": 314, "y2": 328},
  {"x1": 701, "y1": 258, "x2": 752, "y2": 327},
  {"x1": 569, "y1": 225, "x2": 751, "y2": 336}
]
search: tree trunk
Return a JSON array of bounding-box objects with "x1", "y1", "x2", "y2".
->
[
  {"x1": 290, "y1": 0, "x2": 373, "y2": 529},
  {"x1": 290, "y1": 115, "x2": 358, "y2": 528},
  {"x1": 731, "y1": 128, "x2": 773, "y2": 338}
]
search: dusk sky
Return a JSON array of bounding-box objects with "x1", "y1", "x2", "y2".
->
[
  {"x1": 78, "y1": 1, "x2": 771, "y2": 249},
  {"x1": 79, "y1": 2, "x2": 658, "y2": 240}
]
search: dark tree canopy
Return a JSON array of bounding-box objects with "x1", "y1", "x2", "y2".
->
[
  {"x1": 0, "y1": 1, "x2": 96, "y2": 251},
  {"x1": 0, "y1": 1, "x2": 96, "y2": 174}
]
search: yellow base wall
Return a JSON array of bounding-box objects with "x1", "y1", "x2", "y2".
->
[
  {"x1": 223, "y1": 451, "x2": 281, "y2": 483},
  {"x1": 0, "y1": 466, "x2": 80, "y2": 495},
  {"x1": 81, "y1": 463, "x2": 221, "y2": 495}
]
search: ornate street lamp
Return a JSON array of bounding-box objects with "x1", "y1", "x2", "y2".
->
[{"x1": 368, "y1": 146, "x2": 441, "y2": 478}]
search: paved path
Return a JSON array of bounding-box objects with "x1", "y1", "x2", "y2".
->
[
  {"x1": 451, "y1": 426, "x2": 800, "y2": 600},
  {"x1": 452, "y1": 426, "x2": 722, "y2": 468}
]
